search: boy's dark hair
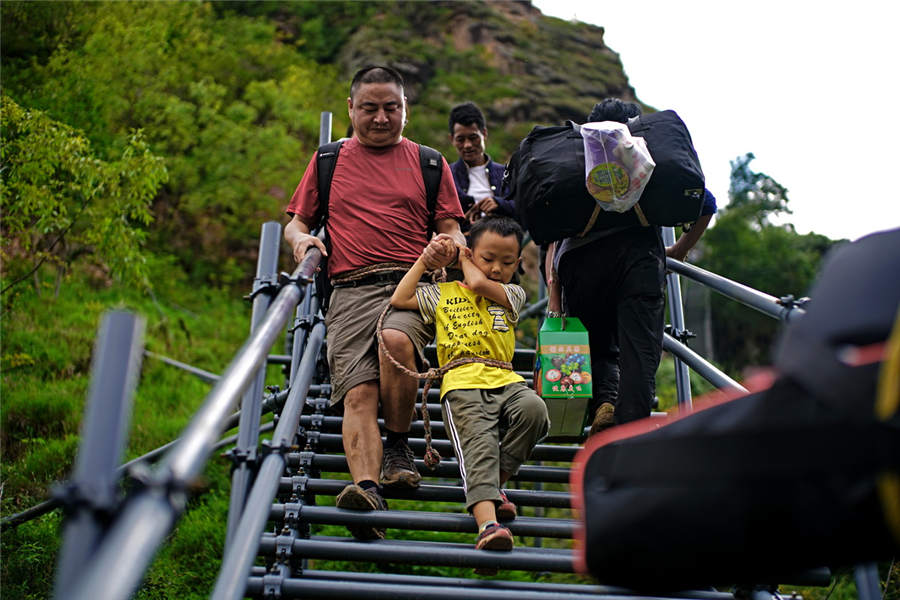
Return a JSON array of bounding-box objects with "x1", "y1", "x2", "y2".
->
[
  {"x1": 587, "y1": 98, "x2": 642, "y2": 124},
  {"x1": 468, "y1": 216, "x2": 524, "y2": 253},
  {"x1": 448, "y1": 101, "x2": 486, "y2": 134},
  {"x1": 350, "y1": 65, "x2": 405, "y2": 100}
]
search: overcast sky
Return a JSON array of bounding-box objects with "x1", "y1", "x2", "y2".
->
[{"x1": 532, "y1": 0, "x2": 900, "y2": 242}]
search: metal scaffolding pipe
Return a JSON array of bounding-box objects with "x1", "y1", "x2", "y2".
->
[
  {"x1": 2, "y1": 421, "x2": 277, "y2": 532},
  {"x1": 269, "y1": 570, "x2": 739, "y2": 599},
  {"x1": 662, "y1": 334, "x2": 747, "y2": 394},
  {"x1": 665, "y1": 258, "x2": 806, "y2": 322},
  {"x1": 295, "y1": 432, "x2": 578, "y2": 463},
  {"x1": 211, "y1": 319, "x2": 326, "y2": 600},
  {"x1": 259, "y1": 535, "x2": 575, "y2": 572},
  {"x1": 662, "y1": 227, "x2": 693, "y2": 410},
  {"x1": 288, "y1": 454, "x2": 572, "y2": 484},
  {"x1": 66, "y1": 257, "x2": 315, "y2": 600},
  {"x1": 54, "y1": 311, "x2": 145, "y2": 599},
  {"x1": 144, "y1": 350, "x2": 221, "y2": 383},
  {"x1": 278, "y1": 478, "x2": 572, "y2": 509},
  {"x1": 245, "y1": 572, "x2": 736, "y2": 600},
  {"x1": 518, "y1": 297, "x2": 549, "y2": 321},
  {"x1": 227, "y1": 220, "x2": 282, "y2": 546},
  {"x1": 268, "y1": 505, "x2": 575, "y2": 538}
]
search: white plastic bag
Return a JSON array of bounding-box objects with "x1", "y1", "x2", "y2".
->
[{"x1": 580, "y1": 121, "x2": 655, "y2": 213}]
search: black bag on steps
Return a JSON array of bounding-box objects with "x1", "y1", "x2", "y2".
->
[{"x1": 573, "y1": 228, "x2": 900, "y2": 591}]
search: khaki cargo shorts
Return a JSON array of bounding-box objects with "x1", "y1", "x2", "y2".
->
[{"x1": 325, "y1": 282, "x2": 434, "y2": 406}]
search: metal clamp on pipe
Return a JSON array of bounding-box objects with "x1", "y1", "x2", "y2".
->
[
  {"x1": 778, "y1": 294, "x2": 810, "y2": 319},
  {"x1": 260, "y1": 436, "x2": 297, "y2": 460},
  {"x1": 123, "y1": 462, "x2": 190, "y2": 512},
  {"x1": 221, "y1": 446, "x2": 257, "y2": 471},
  {"x1": 243, "y1": 273, "x2": 280, "y2": 302},
  {"x1": 51, "y1": 480, "x2": 116, "y2": 521},
  {"x1": 664, "y1": 324, "x2": 696, "y2": 345}
]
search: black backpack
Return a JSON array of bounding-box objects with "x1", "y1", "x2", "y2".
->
[
  {"x1": 313, "y1": 140, "x2": 443, "y2": 314},
  {"x1": 626, "y1": 110, "x2": 705, "y2": 226},
  {"x1": 506, "y1": 112, "x2": 705, "y2": 246},
  {"x1": 574, "y1": 228, "x2": 900, "y2": 590}
]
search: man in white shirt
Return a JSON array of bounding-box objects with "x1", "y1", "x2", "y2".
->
[{"x1": 448, "y1": 102, "x2": 515, "y2": 230}]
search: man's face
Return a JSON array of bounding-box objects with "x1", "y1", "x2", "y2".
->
[
  {"x1": 451, "y1": 123, "x2": 487, "y2": 167},
  {"x1": 348, "y1": 82, "x2": 406, "y2": 147}
]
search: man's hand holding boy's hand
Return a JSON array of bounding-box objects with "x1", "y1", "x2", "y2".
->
[{"x1": 422, "y1": 234, "x2": 460, "y2": 270}]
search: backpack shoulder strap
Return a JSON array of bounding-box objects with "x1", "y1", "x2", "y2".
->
[
  {"x1": 417, "y1": 143, "x2": 443, "y2": 217},
  {"x1": 315, "y1": 140, "x2": 344, "y2": 225}
]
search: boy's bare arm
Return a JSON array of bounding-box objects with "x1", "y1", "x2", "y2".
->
[
  {"x1": 391, "y1": 256, "x2": 428, "y2": 310},
  {"x1": 458, "y1": 248, "x2": 514, "y2": 310}
]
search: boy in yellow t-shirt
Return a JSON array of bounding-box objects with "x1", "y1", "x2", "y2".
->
[{"x1": 391, "y1": 216, "x2": 549, "y2": 558}]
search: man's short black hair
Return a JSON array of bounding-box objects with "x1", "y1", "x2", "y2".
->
[
  {"x1": 587, "y1": 98, "x2": 642, "y2": 124},
  {"x1": 449, "y1": 101, "x2": 486, "y2": 134},
  {"x1": 468, "y1": 216, "x2": 524, "y2": 254},
  {"x1": 350, "y1": 65, "x2": 405, "y2": 100}
]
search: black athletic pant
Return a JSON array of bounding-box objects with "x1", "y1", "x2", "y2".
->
[{"x1": 557, "y1": 227, "x2": 666, "y2": 425}]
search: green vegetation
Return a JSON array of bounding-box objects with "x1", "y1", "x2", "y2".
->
[{"x1": 697, "y1": 153, "x2": 837, "y2": 372}]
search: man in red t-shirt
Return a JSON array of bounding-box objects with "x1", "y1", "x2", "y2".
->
[{"x1": 284, "y1": 65, "x2": 465, "y2": 540}]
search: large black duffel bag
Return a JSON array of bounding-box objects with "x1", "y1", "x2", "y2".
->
[
  {"x1": 573, "y1": 228, "x2": 900, "y2": 590},
  {"x1": 507, "y1": 111, "x2": 706, "y2": 245},
  {"x1": 506, "y1": 122, "x2": 636, "y2": 246}
]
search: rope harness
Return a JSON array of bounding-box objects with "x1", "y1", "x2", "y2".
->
[
  {"x1": 331, "y1": 262, "x2": 414, "y2": 285},
  {"x1": 375, "y1": 303, "x2": 514, "y2": 469}
]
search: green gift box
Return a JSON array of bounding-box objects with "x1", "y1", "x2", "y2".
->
[{"x1": 535, "y1": 317, "x2": 592, "y2": 440}]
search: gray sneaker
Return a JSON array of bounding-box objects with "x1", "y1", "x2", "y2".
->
[
  {"x1": 335, "y1": 483, "x2": 388, "y2": 540},
  {"x1": 380, "y1": 440, "x2": 422, "y2": 488}
]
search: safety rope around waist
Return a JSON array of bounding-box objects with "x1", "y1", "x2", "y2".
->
[
  {"x1": 375, "y1": 304, "x2": 513, "y2": 469},
  {"x1": 332, "y1": 262, "x2": 414, "y2": 285}
]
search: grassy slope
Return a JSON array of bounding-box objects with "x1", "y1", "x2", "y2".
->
[{"x1": 1, "y1": 270, "x2": 259, "y2": 599}]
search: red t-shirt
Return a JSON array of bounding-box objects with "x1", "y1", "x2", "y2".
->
[{"x1": 286, "y1": 137, "x2": 463, "y2": 277}]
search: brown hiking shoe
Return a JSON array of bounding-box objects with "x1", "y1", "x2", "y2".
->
[
  {"x1": 380, "y1": 440, "x2": 422, "y2": 488},
  {"x1": 497, "y1": 490, "x2": 517, "y2": 521},
  {"x1": 589, "y1": 402, "x2": 616, "y2": 436},
  {"x1": 474, "y1": 522, "x2": 513, "y2": 575},
  {"x1": 335, "y1": 483, "x2": 388, "y2": 540}
]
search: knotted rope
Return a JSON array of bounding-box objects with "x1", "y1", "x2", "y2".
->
[
  {"x1": 376, "y1": 304, "x2": 513, "y2": 469},
  {"x1": 331, "y1": 262, "x2": 414, "y2": 285}
]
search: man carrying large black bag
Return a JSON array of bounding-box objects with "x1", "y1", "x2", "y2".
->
[{"x1": 543, "y1": 98, "x2": 718, "y2": 433}]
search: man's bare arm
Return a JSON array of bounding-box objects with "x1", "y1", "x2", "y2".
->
[
  {"x1": 284, "y1": 214, "x2": 328, "y2": 264},
  {"x1": 666, "y1": 214, "x2": 713, "y2": 262}
]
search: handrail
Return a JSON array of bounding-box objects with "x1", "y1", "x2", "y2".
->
[
  {"x1": 662, "y1": 333, "x2": 747, "y2": 394},
  {"x1": 665, "y1": 257, "x2": 806, "y2": 322},
  {"x1": 65, "y1": 251, "x2": 320, "y2": 600},
  {"x1": 211, "y1": 316, "x2": 326, "y2": 600}
]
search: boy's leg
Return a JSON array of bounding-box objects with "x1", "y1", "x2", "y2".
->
[
  {"x1": 497, "y1": 383, "x2": 550, "y2": 477},
  {"x1": 442, "y1": 389, "x2": 504, "y2": 510}
]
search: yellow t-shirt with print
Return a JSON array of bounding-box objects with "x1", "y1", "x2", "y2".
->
[{"x1": 416, "y1": 281, "x2": 527, "y2": 398}]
